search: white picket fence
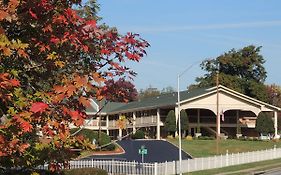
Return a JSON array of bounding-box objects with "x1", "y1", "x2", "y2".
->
[{"x1": 39, "y1": 146, "x2": 281, "y2": 175}]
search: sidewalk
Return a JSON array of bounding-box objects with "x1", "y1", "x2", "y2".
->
[{"x1": 217, "y1": 162, "x2": 281, "y2": 175}]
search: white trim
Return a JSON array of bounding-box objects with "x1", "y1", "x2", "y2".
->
[{"x1": 179, "y1": 85, "x2": 281, "y2": 112}]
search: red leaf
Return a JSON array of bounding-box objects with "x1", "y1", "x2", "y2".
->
[
  {"x1": 21, "y1": 121, "x2": 33, "y2": 132},
  {"x1": 30, "y1": 102, "x2": 48, "y2": 113},
  {"x1": 9, "y1": 79, "x2": 20, "y2": 87},
  {"x1": 29, "y1": 8, "x2": 38, "y2": 19},
  {"x1": 50, "y1": 37, "x2": 60, "y2": 44},
  {"x1": 69, "y1": 110, "x2": 80, "y2": 120}
]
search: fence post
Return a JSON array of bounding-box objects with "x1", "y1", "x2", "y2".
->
[
  {"x1": 173, "y1": 161, "x2": 175, "y2": 175},
  {"x1": 220, "y1": 154, "x2": 222, "y2": 167},
  {"x1": 237, "y1": 152, "x2": 240, "y2": 165},
  {"x1": 187, "y1": 159, "x2": 190, "y2": 173},
  {"x1": 165, "y1": 161, "x2": 167, "y2": 175},
  {"x1": 226, "y1": 150, "x2": 229, "y2": 166},
  {"x1": 154, "y1": 162, "x2": 158, "y2": 175},
  {"x1": 274, "y1": 145, "x2": 277, "y2": 159},
  {"x1": 201, "y1": 157, "x2": 204, "y2": 170}
]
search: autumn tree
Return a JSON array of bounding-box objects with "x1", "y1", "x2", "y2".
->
[
  {"x1": 192, "y1": 45, "x2": 268, "y2": 102},
  {"x1": 0, "y1": 0, "x2": 149, "y2": 171},
  {"x1": 266, "y1": 84, "x2": 281, "y2": 107}
]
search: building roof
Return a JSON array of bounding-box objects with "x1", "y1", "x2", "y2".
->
[
  {"x1": 86, "y1": 85, "x2": 281, "y2": 115},
  {"x1": 86, "y1": 86, "x2": 214, "y2": 115}
]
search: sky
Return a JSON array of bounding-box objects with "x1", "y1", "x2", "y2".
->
[{"x1": 97, "y1": 0, "x2": 281, "y2": 91}]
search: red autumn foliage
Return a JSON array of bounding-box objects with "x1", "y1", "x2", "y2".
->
[{"x1": 0, "y1": 0, "x2": 149, "y2": 170}]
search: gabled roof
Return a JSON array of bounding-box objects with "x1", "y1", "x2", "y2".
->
[
  {"x1": 86, "y1": 85, "x2": 281, "y2": 115},
  {"x1": 86, "y1": 86, "x2": 214, "y2": 114}
]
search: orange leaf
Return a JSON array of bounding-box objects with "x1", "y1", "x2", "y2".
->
[
  {"x1": 30, "y1": 102, "x2": 48, "y2": 113},
  {"x1": 0, "y1": 11, "x2": 9, "y2": 21},
  {"x1": 66, "y1": 85, "x2": 76, "y2": 97},
  {"x1": 74, "y1": 76, "x2": 87, "y2": 88},
  {"x1": 92, "y1": 72, "x2": 105, "y2": 83},
  {"x1": 78, "y1": 96, "x2": 90, "y2": 107},
  {"x1": 53, "y1": 85, "x2": 66, "y2": 94}
]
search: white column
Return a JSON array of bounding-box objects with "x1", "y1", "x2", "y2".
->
[
  {"x1": 106, "y1": 115, "x2": 109, "y2": 135},
  {"x1": 133, "y1": 112, "x2": 136, "y2": 134},
  {"x1": 236, "y1": 110, "x2": 239, "y2": 134},
  {"x1": 156, "y1": 108, "x2": 161, "y2": 140},
  {"x1": 118, "y1": 115, "x2": 122, "y2": 139},
  {"x1": 274, "y1": 111, "x2": 278, "y2": 137},
  {"x1": 197, "y1": 109, "x2": 200, "y2": 133}
]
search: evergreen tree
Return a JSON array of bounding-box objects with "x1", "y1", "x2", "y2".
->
[
  {"x1": 179, "y1": 110, "x2": 189, "y2": 137},
  {"x1": 164, "y1": 110, "x2": 177, "y2": 136},
  {"x1": 255, "y1": 112, "x2": 274, "y2": 134}
]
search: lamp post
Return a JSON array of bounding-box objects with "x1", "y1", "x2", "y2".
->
[{"x1": 177, "y1": 61, "x2": 201, "y2": 175}]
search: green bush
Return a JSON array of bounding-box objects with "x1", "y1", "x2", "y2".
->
[
  {"x1": 131, "y1": 130, "x2": 145, "y2": 139},
  {"x1": 63, "y1": 168, "x2": 108, "y2": 175},
  {"x1": 70, "y1": 129, "x2": 115, "y2": 151}
]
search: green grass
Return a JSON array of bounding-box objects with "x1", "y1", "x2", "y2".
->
[
  {"x1": 168, "y1": 138, "x2": 281, "y2": 157},
  {"x1": 184, "y1": 158, "x2": 281, "y2": 175}
]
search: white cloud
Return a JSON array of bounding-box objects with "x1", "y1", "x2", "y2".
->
[{"x1": 124, "y1": 20, "x2": 281, "y2": 33}]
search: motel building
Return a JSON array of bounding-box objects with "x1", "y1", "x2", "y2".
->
[{"x1": 83, "y1": 85, "x2": 281, "y2": 139}]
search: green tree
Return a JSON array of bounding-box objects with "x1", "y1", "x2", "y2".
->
[
  {"x1": 193, "y1": 45, "x2": 268, "y2": 102},
  {"x1": 164, "y1": 110, "x2": 177, "y2": 136},
  {"x1": 179, "y1": 110, "x2": 189, "y2": 137},
  {"x1": 255, "y1": 112, "x2": 274, "y2": 134},
  {"x1": 138, "y1": 85, "x2": 175, "y2": 99}
]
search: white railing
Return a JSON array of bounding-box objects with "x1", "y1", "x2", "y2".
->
[
  {"x1": 43, "y1": 147, "x2": 281, "y2": 175},
  {"x1": 135, "y1": 116, "x2": 157, "y2": 126},
  {"x1": 107, "y1": 116, "x2": 158, "y2": 128}
]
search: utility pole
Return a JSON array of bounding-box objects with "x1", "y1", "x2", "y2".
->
[
  {"x1": 216, "y1": 63, "x2": 220, "y2": 154},
  {"x1": 216, "y1": 68, "x2": 220, "y2": 139}
]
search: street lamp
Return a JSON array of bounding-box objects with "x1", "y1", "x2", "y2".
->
[{"x1": 177, "y1": 61, "x2": 201, "y2": 175}]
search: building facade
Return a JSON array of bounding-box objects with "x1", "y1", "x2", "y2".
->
[{"x1": 83, "y1": 85, "x2": 281, "y2": 139}]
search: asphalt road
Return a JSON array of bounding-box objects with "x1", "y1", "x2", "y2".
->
[{"x1": 83, "y1": 139, "x2": 192, "y2": 163}]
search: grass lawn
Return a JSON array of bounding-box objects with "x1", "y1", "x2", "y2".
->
[
  {"x1": 167, "y1": 138, "x2": 281, "y2": 157},
  {"x1": 184, "y1": 158, "x2": 281, "y2": 175}
]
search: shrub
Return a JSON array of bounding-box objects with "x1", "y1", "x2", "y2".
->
[
  {"x1": 131, "y1": 130, "x2": 145, "y2": 139},
  {"x1": 256, "y1": 112, "x2": 274, "y2": 134},
  {"x1": 167, "y1": 135, "x2": 174, "y2": 139},
  {"x1": 63, "y1": 168, "x2": 108, "y2": 175},
  {"x1": 70, "y1": 129, "x2": 115, "y2": 151},
  {"x1": 185, "y1": 135, "x2": 193, "y2": 140}
]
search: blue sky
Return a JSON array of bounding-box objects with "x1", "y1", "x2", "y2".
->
[{"x1": 98, "y1": 0, "x2": 281, "y2": 91}]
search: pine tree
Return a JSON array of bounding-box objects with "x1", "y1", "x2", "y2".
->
[{"x1": 164, "y1": 110, "x2": 177, "y2": 136}]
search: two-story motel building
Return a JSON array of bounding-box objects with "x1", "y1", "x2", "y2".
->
[{"x1": 84, "y1": 85, "x2": 281, "y2": 139}]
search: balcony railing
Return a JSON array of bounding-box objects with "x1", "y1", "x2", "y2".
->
[{"x1": 87, "y1": 116, "x2": 160, "y2": 129}]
